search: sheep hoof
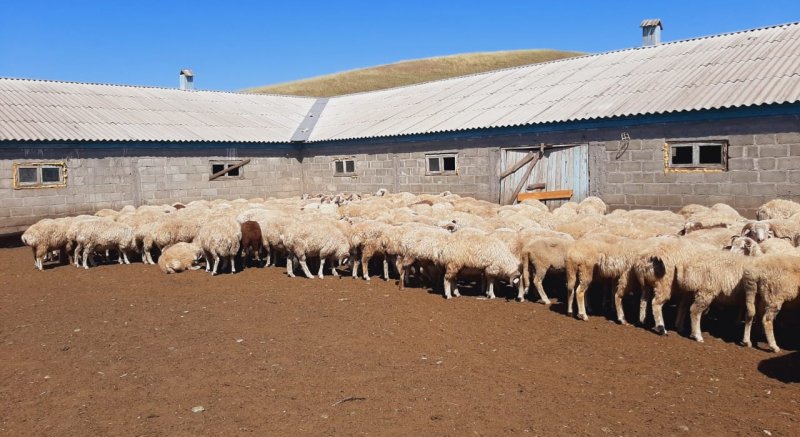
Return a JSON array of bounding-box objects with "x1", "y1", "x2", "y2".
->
[
  {"x1": 364, "y1": 277, "x2": 371, "y2": 281},
  {"x1": 540, "y1": 299, "x2": 552, "y2": 306},
  {"x1": 515, "y1": 297, "x2": 524, "y2": 303},
  {"x1": 83, "y1": 266, "x2": 89, "y2": 270},
  {"x1": 577, "y1": 314, "x2": 588, "y2": 321},
  {"x1": 654, "y1": 325, "x2": 668, "y2": 336},
  {"x1": 617, "y1": 319, "x2": 628, "y2": 326},
  {"x1": 769, "y1": 346, "x2": 781, "y2": 353},
  {"x1": 444, "y1": 295, "x2": 451, "y2": 300},
  {"x1": 739, "y1": 341, "x2": 752, "y2": 348}
]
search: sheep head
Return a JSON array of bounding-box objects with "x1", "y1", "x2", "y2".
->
[
  {"x1": 741, "y1": 221, "x2": 772, "y2": 243},
  {"x1": 729, "y1": 236, "x2": 762, "y2": 256}
]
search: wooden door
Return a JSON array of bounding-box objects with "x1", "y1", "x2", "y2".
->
[{"x1": 499, "y1": 144, "x2": 589, "y2": 207}]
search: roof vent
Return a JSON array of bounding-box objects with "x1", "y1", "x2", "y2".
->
[
  {"x1": 179, "y1": 69, "x2": 194, "y2": 91},
  {"x1": 640, "y1": 19, "x2": 662, "y2": 46}
]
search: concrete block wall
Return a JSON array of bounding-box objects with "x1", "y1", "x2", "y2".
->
[
  {"x1": 598, "y1": 119, "x2": 800, "y2": 217},
  {"x1": 0, "y1": 143, "x2": 303, "y2": 234},
  {"x1": 301, "y1": 142, "x2": 496, "y2": 201}
]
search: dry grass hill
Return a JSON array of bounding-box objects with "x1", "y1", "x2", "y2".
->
[{"x1": 245, "y1": 49, "x2": 583, "y2": 97}]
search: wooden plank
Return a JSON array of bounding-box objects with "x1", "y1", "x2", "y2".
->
[
  {"x1": 518, "y1": 189, "x2": 573, "y2": 201},
  {"x1": 510, "y1": 153, "x2": 541, "y2": 204},
  {"x1": 499, "y1": 150, "x2": 535, "y2": 180},
  {"x1": 208, "y1": 159, "x2": 251, "y2": 181},
  {"x1": 526, "y1": 182, "x2": 546, "y2": 191}
]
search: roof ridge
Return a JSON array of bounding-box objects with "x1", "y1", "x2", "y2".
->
[
  {"x1": 321, "y1": 21, "x2": 800, "y2": 100},
  {"x1": 0, "y1": 76, "x2": 318, "y2": 100}
]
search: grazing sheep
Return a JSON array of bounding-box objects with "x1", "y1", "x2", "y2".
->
[
  {"x1": 756, "y1": 199, "x2": 800, "y2": 220},
  {"x1": 239, "y1": 220, "x2": 264, "y2": 269},
  {"x1": 195, "y1": 216, "x2": 242, "y2": 275},
  {"x1": 158, "y1": 242, "x2": 203, "y2": 274},
  {"x1": 348, "y1": 220, "x2": 394, "y2": 281},
  {"x1": 75, "y1": 220, "x2": 136, "y2": 269},
  {"x1": 22, "y1": 218, "x2": 71, "y2": 270},
  {"x1": 439, "y1": 231, "x2": 521, "y2": 299},
  {"x1": 282, "y1": 218, "x2": 350, "y2": 279}
]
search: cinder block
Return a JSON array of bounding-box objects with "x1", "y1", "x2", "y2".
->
[{"x1": 758, "y1": 144, "x2": 788, "y2": 158}]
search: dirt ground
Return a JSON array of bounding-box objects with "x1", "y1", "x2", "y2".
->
[{"x1": 0, "y1": 246, "x2": 798, "y2": 436}]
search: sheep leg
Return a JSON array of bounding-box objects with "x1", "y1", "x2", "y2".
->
[
  {"x1": 286, "y1": 257, "x2": 295, "y2": 277},
  {"x1": 383, "y1": 257, "x2": 390, "y2": 281},
  {"x1": 763, "y1": 304, "x2": 781, "y2": 353},
  {"x1": 317, "y1": 257, "x2": 325, "y2": 278},
  {"x1": 330, "y1": 258, "x2": 340, "y2": 278},
  {"x1": 638, "y1": 286, "x2": 652, "y2": 325},
  {"x1": 689, "y1": 296, "x2": 712, "y2": 343},
  {"x1": 533, "y1": 274, "x2": 551, "y2": 305},
  {"x1": 443, "y1": 268, "x2": 458, "y2": 299},
  {"x1": 265, "y1": 246, "x2": 272, "y2": 267},
  {"x1": 575, "y1": 283, "x2": 589, "y2": 320},
  {"x1": 229, "y1": 255, "x2": 236, "y2": 273},
  {"x1": 486, "y1": 278, "x2": 496, "y2": 299},
  {"x1": 299, "y1": 255, "x2": 314, "y2": 279},
  {"x1": 122, "y1": 250, "x2": 130, "y2": 264},
  {"x1": 675, "y1": 295, "x2": 691, "y2": 333},
  {"x1": 614, "y1": 275, "x2": 629, "y2": 325},
  {"x1": 73, "y1": 245, "x2": 82, "y2": 267},
  {"x1": 651, "y1": 286, "x2": 671, "y2": 335},
  {"x1": 210, "y1": 256, "x2": 220, "y2": 275},
  {"x1": 741, "y1": 287, "x2": 757, "y2": 348},
  {"x1": 82, "y1": 246, "x2": 92, "y2": 269},
  {"x1": 351, "y1": 259, "x2": 360, "y2": 279},
  {"x1": 203, "y1": 251, "x2": 213, "y2": 272},
  {"x1": 361, "y1": 253, "x2": 371, "y2": 280},
  {"x1": 396, "y1": 257, "x2": 407, "y2": 290}
]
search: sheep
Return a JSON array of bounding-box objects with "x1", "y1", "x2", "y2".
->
[
  {"x1": 518, "y1": 232, "x2": 575, "y2": 304},
  {"x1": 195, "y1": 216, "x2": 242, "y2": 275},
  {"x1": 390, "y1": 223, "x2": 452, "y2": 291},
  {"x1": 347, "y1": 219, "x2": 395, "y2": 281},
  {"x1": 565, "y1": 234, "x2": 657, "y2": 324},
  {"x1": 238, "y1": 209, "x2": 296, "y2": 266},
  {"x1": 730, "y1": 235, "x2": 800, "y2": 258},
  {"x1": 576, "y1": 196, "x2": 607, "y2": 216},
  {"x1": 637, "y1": 243, "x2": 751, "y2": 342},
  {"x1": 741, "y1": 219, "x2": 800, "y2": 243},
  {"x1": 282, "y1": 218, "x2": 350, "y2": 279},
  {"x1": 75, "y1": 220, "x2": 136, "y2": 269},
  {"x1": 741, "y1": 254, "x2": 800, "y2": 352},
  {"x1": 137, "y1": 214, "x2": 204, "y2": 264},
  {"x1": 158, "y1": 242, "x2": 203, "y2": 274},
  {"x1": 22, "y1": 218, "x2": 71, "y2": 270},
  {"x1": 438, "y1": 230, "x2": 521, "y2": 299},
  {"x1": 756, "y1": 199, "x2": 800, "y2": 220},
  {"x1": 239, "y1": 220, "x2": 264, "y2": 269}
]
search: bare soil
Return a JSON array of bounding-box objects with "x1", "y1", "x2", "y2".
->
[{"x1": 1, "y1": 246, "x2": 798, "y2": 436}]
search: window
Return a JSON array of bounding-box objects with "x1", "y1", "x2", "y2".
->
[
  {"x1": 210, "y1": 160, "x2": 243, "y2": 180},
  {"x1": 334, "y1": 158, "x2": 355, "y2": 175},
  {"x1": 665, "y1": 141, "x2": 727, "y2": 171},
  {"x1": 426, "y1": 153, "x2": 458, "y2": 175},
  {"x1": 13, "y1": 162, "x2": 66, "y2": 189}
]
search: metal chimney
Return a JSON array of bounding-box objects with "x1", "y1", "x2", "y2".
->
[
  {"x1": 179, "y1": 69, "x2": 194, "y2": 90},
  {"x1": 640, "y1": 19, "x2": 663, "y2": 46}
]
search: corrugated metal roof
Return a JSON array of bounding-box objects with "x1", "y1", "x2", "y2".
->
[
  {"x1": 307, "y1": 22, "x2": 800, "y2": 142},
  {"x1": 2, "y1": 22, "x2": 800, "y2": 144},
  {"x1": 0, "y1": 79, "x2": 315, "y2": 143}
]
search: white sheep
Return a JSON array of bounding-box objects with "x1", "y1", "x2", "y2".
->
[
  {"x1": 282, "y1": 218, "x2": 350, "y2": 279},
  {"x1": 756, "y1": 199, "x2": 800, "y2": 220},
  {"x1": 741, "y1": 254, "x2": 800, "y2": 352},
  {"x1": 75, "y1": 220, "x2": 136, "y2": 269},
  {"x1": 195, "y1": 216, "x2": 242, "y2": 275},
  {"x1": 158, "y1": 242, "x2": 204, "y2": 274}
]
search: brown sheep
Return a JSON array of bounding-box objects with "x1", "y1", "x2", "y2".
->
[{"x1": 239, "y1": 221, "x2": 264, "y2": 269}]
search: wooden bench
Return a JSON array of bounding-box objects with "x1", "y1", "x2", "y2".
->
[{"x1": 517, "y1": 189, "x2": 573, "y2": 202}]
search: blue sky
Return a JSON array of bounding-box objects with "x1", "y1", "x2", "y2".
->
[{"x1": 1, "y1": 0, "x2": 799, "y2": 91}]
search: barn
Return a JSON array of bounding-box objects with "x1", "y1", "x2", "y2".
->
[{"x1": 2, "y1": 21, "x2": 800, "y2": 235}]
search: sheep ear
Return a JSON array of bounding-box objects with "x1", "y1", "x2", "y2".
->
[{"x1": 740, "y1": 224, "x2": 752, "y2": 236}]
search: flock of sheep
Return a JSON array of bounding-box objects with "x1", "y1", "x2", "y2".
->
[{"x1": 20, "y1": 190, "x2": 800, "y2": 353}]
